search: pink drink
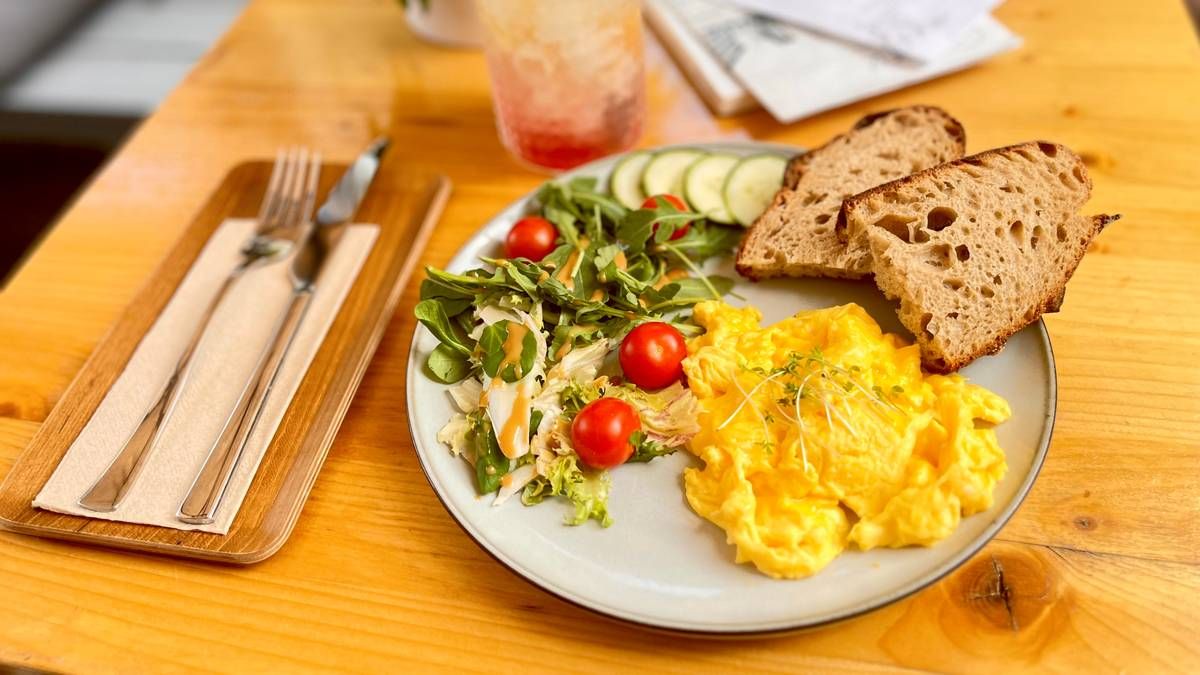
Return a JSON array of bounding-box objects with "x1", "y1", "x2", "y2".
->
[{"x1": 477, "y1": 0, "x2": 646, "y2": 171}]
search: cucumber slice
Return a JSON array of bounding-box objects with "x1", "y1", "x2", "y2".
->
[
  {"x1": 723, "y1": 154, "x2": 788, "y2": 226},
  {"x1": 683, "y1": 154, "x2": 739, "y2": 224},
  {"x1": 641, "y1": 149, "x2": 706, "y2": 205},
  {"x1": 609, "y1": 151, "x2": 653, "y2": 210}
]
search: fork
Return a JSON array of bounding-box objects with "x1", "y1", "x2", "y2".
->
[{"x1": 77, "y1": 148, "x2": 322, "y2": 512}]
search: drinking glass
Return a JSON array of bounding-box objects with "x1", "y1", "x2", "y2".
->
[{"x1": 476, "y1": 0, "x2": 646, "y2": 171}]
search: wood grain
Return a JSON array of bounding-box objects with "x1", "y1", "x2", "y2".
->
[
  {"x1": 0, "y1": 0, "x2": 1197, "y2": 671},
  {"x1": 0, "y1": 161, "x2": 450, "y2": 562}
]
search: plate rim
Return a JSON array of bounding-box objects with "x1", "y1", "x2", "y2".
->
[{"x1": 404, "y1": 141, "x2": 1057, "y2": 636}]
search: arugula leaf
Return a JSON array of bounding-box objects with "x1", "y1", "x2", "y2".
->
[
  {"x1": 583, "y1": 204, "x2": 604, "y2": 243},
  {"x1": 541, "y1": 243, "x2": 574, "y2": 271},
  {"x1": 673, "y1": 275, "x2": 735, "y2": 298},
  {"x1": 610, "y1": 267, "x2": 650, "y2": 294},
  {"x1": 568, "y1": 177, "x2": 627, "y2": 223},
  {"x1": 502, "y1": 261, "x2": 540, "y2": 299},
  {"x1": 573, "y1": 246, "x2": 602, "y2": 301},
  {"x1": 539, "y1": 277, "x2": 628, "y2": 319},
  {"x1": 658, "y1": 222, "x2": 742, "y2": 263},
  {"x1": 548, "y1": 319, "x2": 604, "y2": 364},
  {"x1": 426, "y1": 343, "x2": 471, "y2": 383},
  {"x1": 593, "y1": 243, "x2": 621, "y2": 273},
  {"x1": 597, "y1": 317, "x2": 633, "y2": 339},
  {"x1": 567, "y1": 176, "x2": 598, "y2": 192},
  {"x1": 616, "y1": 209, "x2": 657, "y2": 255},
  {"x1": 542, "y1": 202, "x2": 579, "y2": 248},
  {"x1": 617, "y1": 208, "x2": 696, "y2": 255},
  {"x1": 420, "y1": 274, "x2": 474, "y2": 302},
  {"x1": 414, "y1": 299, "x2": 471, "y2": 356},
  {"x1": 651, "y1": 276, "x2": 735, "y2": 310},
  {"x1": 425, "y1": 266, "x2": 506, "y2": 290}
]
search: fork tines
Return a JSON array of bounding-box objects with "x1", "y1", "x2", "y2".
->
[{"x1": 258, "y1": 148, "x2": 322, "y2": 235}]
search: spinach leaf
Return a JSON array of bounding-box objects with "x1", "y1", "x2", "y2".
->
[
  {"x1": 471, "y1": 414, "x2": 509, "y2": 494},
  {"x1": 528, "y1": 409, "x2": 544, "y2": 441},
  {"x1": 516, "y1": 328, "x2": 537, "y2": 381},
  {"x1": 414, "y1": 299, "x2": 471, "y2": 356},
  {"x1": 419, "y1": 278, "x2": 474, "y2": 317},
  {"x1": 478, "y1": 320, "x2": 537, "y2": 382},
  {"x1": 478, "y1": 321, "x2": 509, "y2": 379},
  {"x1": 426, "y1": 343, "x2": 472, "y2": 383}
]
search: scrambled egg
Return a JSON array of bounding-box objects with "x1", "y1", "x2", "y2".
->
[{"x1": 683, "y1": 302, "x2": 1010, "y2": 579}]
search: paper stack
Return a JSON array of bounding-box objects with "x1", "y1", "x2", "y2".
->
[{"x1": 645, "y1": 0, "x2": 1021, "y2": 122}]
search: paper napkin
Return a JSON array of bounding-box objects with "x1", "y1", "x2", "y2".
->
[{"x1": 33, "y1": 218, "x2": 378, "y2": 535}]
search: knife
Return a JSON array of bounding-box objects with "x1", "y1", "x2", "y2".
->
[
  {"x1": 177, "y1": 138, "x2": 388, "y2": 525},
  {"x1": 77, "y1": 148, "x2": 322, "y2": 513}
]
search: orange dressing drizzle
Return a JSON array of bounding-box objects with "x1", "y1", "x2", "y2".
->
[
  {"x1": 554, "y1": 237, "x2": 589, "y2": 291},
  {"x1": 498, "y1": 378, "x2": 533, "y2": 459},
  {"x1": 495, "y1": 322, "x2": 533, "y2": 459},
  {"x1": 653, "y1": 268, "x2": 689, "y2": 290}
]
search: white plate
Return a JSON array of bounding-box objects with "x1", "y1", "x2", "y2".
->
[{"x1": 405, "y1": 141, "x2": 1054, "y2": 635}]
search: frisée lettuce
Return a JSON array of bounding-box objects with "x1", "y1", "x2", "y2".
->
[{"x1": 420, "y1": 176, "x2": 731, "y2": 525}]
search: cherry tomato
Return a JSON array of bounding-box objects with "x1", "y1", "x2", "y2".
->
[
  {"x1": 620, "y1": 322, "x2": 688, "y2": 389},
  {"x1": 571, "y1": 397, "x2": 641, "y2": 469},
  {"x1": 642, "y1": 193, "x2": 691, "y2": 241},
  {"x1": 505, "y1": 216, "x2": 558, "y2": 261}
]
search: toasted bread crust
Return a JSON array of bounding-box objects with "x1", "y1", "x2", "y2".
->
[
  {"x1": 837, "y1": 141, "x2": 1084, "y2": 242},
  {"x1": 923, "y1": 212, "x2": 1119, "y2": 373},
  {"x1": 737, "y1": 106, "x2": 966, "y2": 281},
  {"x1": 845, "y1": 142, "x2": 1118, "y2": 372},
  {"x1": 785, "y1": 106, "x2": 966, "y2": 191}
]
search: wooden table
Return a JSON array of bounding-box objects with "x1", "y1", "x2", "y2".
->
[{"x1": 1, "y1": 0, "x2": 1197, "y2": 671}]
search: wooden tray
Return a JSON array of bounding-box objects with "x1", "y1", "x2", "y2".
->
[{"x1": 0, "y1": 160, "x2": 450, "y2": 563}]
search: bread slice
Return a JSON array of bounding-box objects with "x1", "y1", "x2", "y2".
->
[
  {"x1": 736, "y1": 106, "x2": 966, "y2": 280},
  {"x1": 841, "y1": 141, "x2": 1119, "y2": 372}
]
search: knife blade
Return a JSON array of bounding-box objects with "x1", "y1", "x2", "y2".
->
[
  {"x1": 77, "y1": 148, "x2": 324, "y2": 513},
  {"x1": 316, "y1": 137, "x2": 388, "y2": 226},
  {"x1": 177, "y1": 138, "x2": 388, "y2": 525}
]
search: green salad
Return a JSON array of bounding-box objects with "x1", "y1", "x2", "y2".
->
[{"x1": 415, "y1": 176, "x2": 740, "y2": 525}]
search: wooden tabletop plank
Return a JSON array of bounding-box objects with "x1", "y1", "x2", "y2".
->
[
  {"x1": 0, "y1": 413, "x2": 1195, "y2": 673},
  {"x1": 0, "y1": 0, "x2": 1198, "y2": 671}
]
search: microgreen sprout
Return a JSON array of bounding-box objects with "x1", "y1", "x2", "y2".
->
[{"x1": 719, "y1": 348, "x2": 909, "y2": 471}]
